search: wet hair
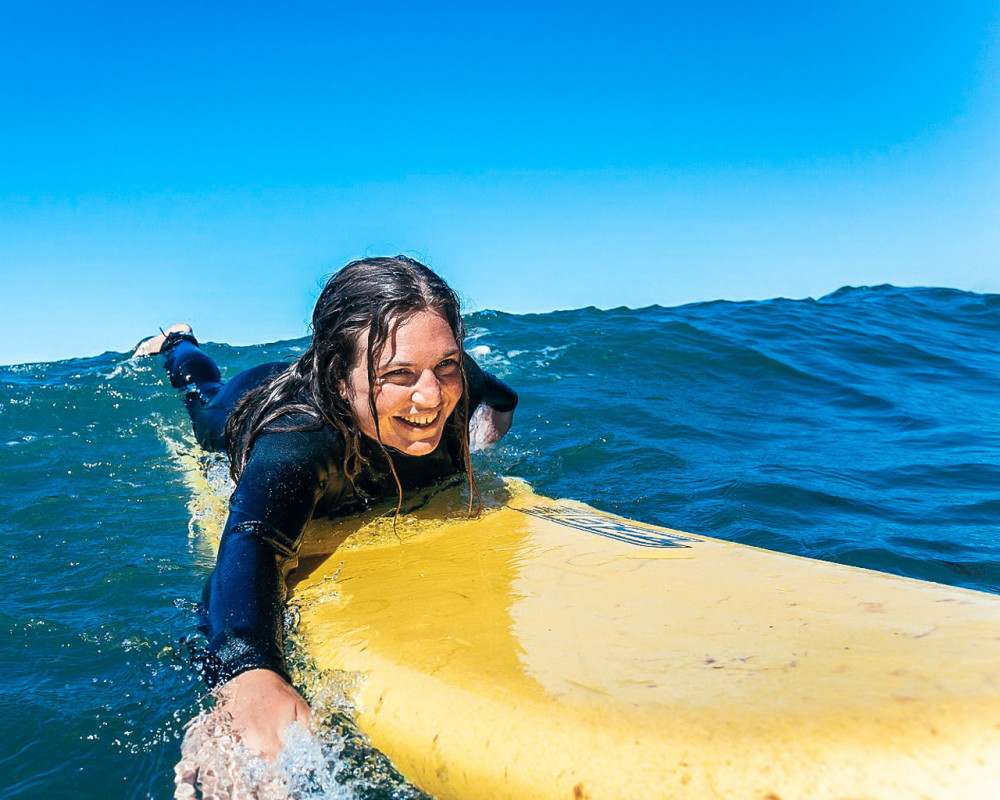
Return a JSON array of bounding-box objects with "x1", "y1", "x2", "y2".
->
[{"x1": 224, "y1": 255, "x2": 479, "y2": 514}]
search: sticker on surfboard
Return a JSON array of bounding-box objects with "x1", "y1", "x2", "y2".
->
[{"x1": 515, "y1": 504, "x2": 697, "y2": 548}]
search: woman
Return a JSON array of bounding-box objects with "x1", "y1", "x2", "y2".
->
[{"x1": 136, "y1": 256, "x2": 518, "y2": 761}]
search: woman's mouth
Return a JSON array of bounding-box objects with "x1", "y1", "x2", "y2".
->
[{"x1": 397, "y1": 411, "x2": 441, "y2": 429}]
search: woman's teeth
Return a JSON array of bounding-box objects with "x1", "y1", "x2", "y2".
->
[{"x1": 400, "y1": 412, "x2": 439, "y2": 427}]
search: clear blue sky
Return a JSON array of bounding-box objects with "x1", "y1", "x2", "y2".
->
[{"x1": 2, "y1": 0, "x2": 998, "y2": 365}]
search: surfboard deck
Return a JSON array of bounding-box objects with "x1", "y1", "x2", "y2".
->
[{"x1": 182, "y1": 460, "x2": 1000, "y2": 800}]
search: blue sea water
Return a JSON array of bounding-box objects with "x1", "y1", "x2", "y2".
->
[{"x1": 2, "y1": 284, "x2": 999, "y2": 798}]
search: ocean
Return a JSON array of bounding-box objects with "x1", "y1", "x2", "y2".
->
[{"x1": 2, "y1": 284, "x2": 999, "y2": 798}]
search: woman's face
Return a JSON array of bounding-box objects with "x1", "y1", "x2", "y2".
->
[{"x1": 341, "y1": 310, "x2": 464, "y2": 456}]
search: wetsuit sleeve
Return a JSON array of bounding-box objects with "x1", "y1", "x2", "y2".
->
[
  {"x1": 464, "y1": 353, "x2": 518, "y2": 413},
  {"x1": 201, "y1": 425, "x2": 342, "y2": 686}
]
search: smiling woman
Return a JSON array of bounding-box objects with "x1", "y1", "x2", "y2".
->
[{"x1": 132, "y1": 255, "x2": 518, "y2": 776}]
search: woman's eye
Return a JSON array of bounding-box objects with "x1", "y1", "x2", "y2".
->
[
  {"x1": 380, "y1": 369, "x2": 412, "y2": 382},
  {"x1": 437, "y1": 358, "x2": 459, "y2": 371}
]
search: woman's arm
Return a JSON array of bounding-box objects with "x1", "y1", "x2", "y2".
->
[
  {"x1": 469, "y1": 405, "x2": 515, "y2": 450},
  {"x1": 203, "y1": 428, "x2": 329, "y2": 681},
  {"x1": 463, "y1": 354, "x2": 518, "y2": 450},
  {"x1": 202, "y1": 424, "x2": 339, "y2": 759}
]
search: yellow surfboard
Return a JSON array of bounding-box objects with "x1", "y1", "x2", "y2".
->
[{"x1": 181, "y1": 456, "x2": 1000, "y2": 800}]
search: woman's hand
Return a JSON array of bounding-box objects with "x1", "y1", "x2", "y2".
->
[
  {"x1": 216, "y1": 668, "x2": 312, "y2": 762},
  {"x1": 469, "y1": 405, "x2": 514, "y2": 451},
  {"x1": 175, "y1": 670, "x2": 312, "y2": 797}
]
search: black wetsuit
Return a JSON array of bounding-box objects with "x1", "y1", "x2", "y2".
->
[{"x1": 162, "y1": 334, "x2": 518, "y2": 685}]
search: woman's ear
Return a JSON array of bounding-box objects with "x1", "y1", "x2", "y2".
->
[{"x1": 338, "y1": 379, "x2": 349, "y2": 401}]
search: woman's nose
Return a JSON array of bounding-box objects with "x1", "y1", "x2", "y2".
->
[{"x1": 412, "y1": 369, "x2": 442, "y2": 406}]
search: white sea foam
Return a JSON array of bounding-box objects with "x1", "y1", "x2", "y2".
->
[{"x1": 275, "y1": 722, "x2": 353, "y2": 799}]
